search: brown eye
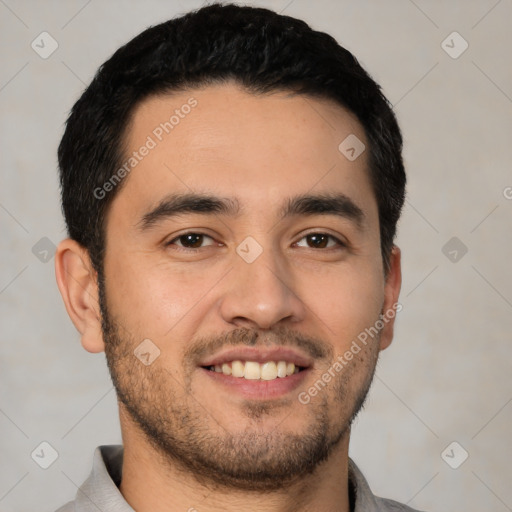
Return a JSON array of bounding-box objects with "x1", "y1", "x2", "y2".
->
[
  {"x1": 307, "y1": 234, "x2": 328, "y2": 248},
  {"x1": 295, "y1": 233, "x2": 345, "y2": 249},
  {"x1": 167, "y1": 233, "x2": 215, "y2": 249}
]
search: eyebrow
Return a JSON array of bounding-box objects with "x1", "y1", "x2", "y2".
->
[{"x1": 137, "y1": 191, "x2": 365, "y2": 231}]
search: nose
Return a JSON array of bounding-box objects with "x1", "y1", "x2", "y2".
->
[{"x1": 218, "y1": 242, "x2": 306, "y2": 330}]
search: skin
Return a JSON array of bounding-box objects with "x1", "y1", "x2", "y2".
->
[{"x1": 55, "y1": 81, "x2": 401, "y2": 512}]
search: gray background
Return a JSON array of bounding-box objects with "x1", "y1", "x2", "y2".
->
[{"x1": 1, "y1": 0, "x2": 511, "y2": 510}]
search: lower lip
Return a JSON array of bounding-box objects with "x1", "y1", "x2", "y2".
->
[{"x1": 199, "y1": 367, "x2": 311, "y2": 400}]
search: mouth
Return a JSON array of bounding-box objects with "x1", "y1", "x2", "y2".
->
[
  {"x1": 197, "y1": 347, "x2": 312, "y2": 399},
  {"x1": 201, "y1": 360, "x2": 307, "y2": 381}
]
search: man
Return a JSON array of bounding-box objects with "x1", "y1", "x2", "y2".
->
[{"x1": 54, "y1": 2, "x2": 419, "y2": 511}]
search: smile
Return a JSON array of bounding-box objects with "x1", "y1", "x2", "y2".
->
[{"x1": 203, "y1": 360, "x2": 305, "y2": 381}]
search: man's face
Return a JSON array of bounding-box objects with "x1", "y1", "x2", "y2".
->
[{"x1": 98, "y1": 81, "x2": 400, "y2": 490}]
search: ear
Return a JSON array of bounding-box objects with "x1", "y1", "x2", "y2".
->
[
  {"x1": 378, "y1": 245, "x2": 402, "y2": 351},
  {"x1": 55, "y1": 238, "x2": 105, "y2": 353}
]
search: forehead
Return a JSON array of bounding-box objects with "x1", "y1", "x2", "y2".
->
[{"x1": 110, "y1": 81, "x2": 376, "y2": 227}]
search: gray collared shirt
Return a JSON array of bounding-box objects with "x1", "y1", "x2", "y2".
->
[{"x1": 56, "y1": 445, "x2": 424, "y2": 511}]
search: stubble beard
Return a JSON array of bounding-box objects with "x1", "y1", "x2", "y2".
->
[{"x1": 98, "y1": 275, "x2": 380, "y2": 492}]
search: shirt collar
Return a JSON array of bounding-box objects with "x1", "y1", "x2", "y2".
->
[{"x1": 73, "y1": 445, "x2": 133, "y2": 511}]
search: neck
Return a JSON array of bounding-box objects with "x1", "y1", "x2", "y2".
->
[{"x1": 119, "y1": 415, "x2": 351, "y2": 512}]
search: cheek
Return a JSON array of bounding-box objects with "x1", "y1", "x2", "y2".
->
[
  {"x1": 301, "y1": 263, "x2": 384, "y2": 344},
  {"x1": 104, "y1": 252, "x2": 221, "y2": 338}
]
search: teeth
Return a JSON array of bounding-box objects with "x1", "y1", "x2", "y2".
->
[
  {"x1": 232, "y1": 360, "x2": 244, "y2": 378},
  {"x1": 244, "y1": 361, "x2": 261, "y2": 380},
  {"x1": 209, "y1": 360, "x2": 301, "y2": 380},
  {"x1": 261, "y1": 362, "x2": 277, "y2": 380},
  {"x1": 277, "y1": 361, "x2": 287, "y2": 378}
]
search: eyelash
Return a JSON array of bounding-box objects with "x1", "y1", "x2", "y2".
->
[{"x1": 165, "y1": 231, "x2": 346, "y2": 252}]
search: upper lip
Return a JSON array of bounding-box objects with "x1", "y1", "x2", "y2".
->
[{"x1": 199, "y1": 347, "x2": 313, "y2": 368}]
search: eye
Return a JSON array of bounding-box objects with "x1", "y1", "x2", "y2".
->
[
  {"x1": 166, "y1": 232, "x2": 216, "y2": 250},
  {"x1": 295, "y1": 233, "x2": 345, "y2": 249},
  {"x1": 165, "y1": 231, "x2": 345, "y2": 252}
]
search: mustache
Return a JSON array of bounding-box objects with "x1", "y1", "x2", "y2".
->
[{"x1": 185, "y1": 325, "x2": 333, "y2": 365}]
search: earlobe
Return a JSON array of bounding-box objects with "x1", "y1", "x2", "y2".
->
[
  {"x1": 379, "y1": 245, "x2": 402, "y2": 351},
  {"x1": 54, "y1": 239, "x2": 105, "y2": 353}
]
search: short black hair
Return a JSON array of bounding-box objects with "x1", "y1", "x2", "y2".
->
[{"x1": 58, "y1": 1, "x2": 406, "y2": 275}]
